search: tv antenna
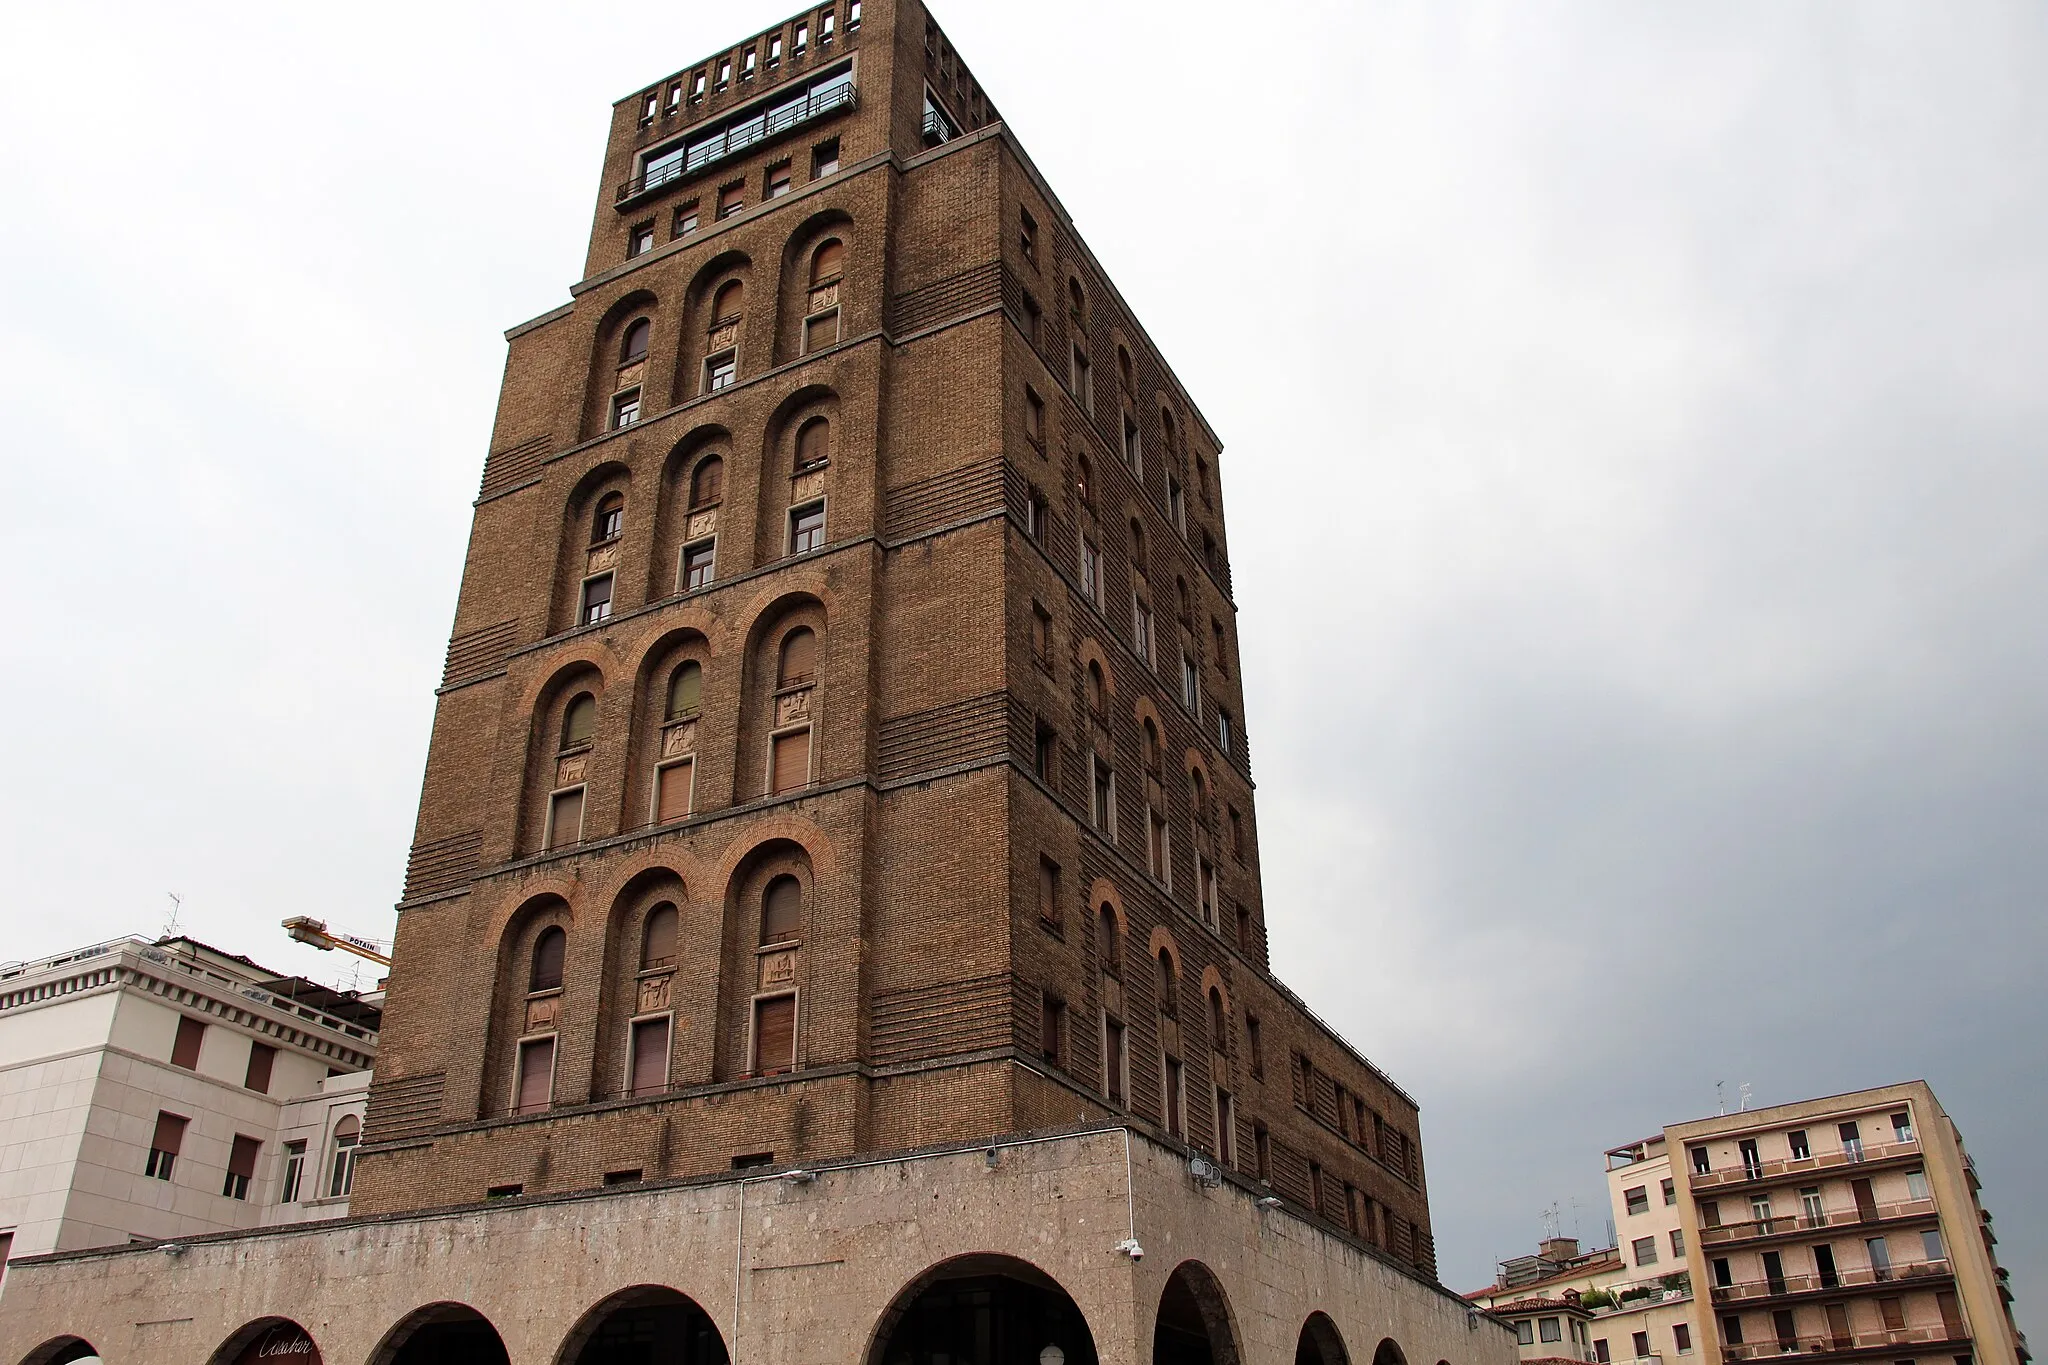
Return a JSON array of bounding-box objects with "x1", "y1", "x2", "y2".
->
[
  {"x1": 1541, "y1": 1201, "x2": 1561, "y2": 1240},
  {"x1": 1739, "y1": 1082, "x2": 1753, "y2": 1112},
  {"x1": 164, "y1": 892, "x2": 184, "y2": 938},
  {"x1": 1716, "y1": 1080, "x2": 1726, "y2": 1116}
]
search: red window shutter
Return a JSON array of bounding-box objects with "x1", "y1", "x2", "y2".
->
[
  {"x1": 778, "y1": 628, "x2": 818, "y2": 686},
  {"x1": 691, "y1": 456, "x2": 725, "y2": 507},
  {"x1": 796, "y1": 419, "x2": 831, "y2": 467},
  {"x1": 228, "y1": 1134, "x2": 261, "y2": 1179},
  {"x1": 810, "y1": 239, "x2": 845, "y2": 285},
  {"x1": 771, "y1": 729, "x2": 812, "y2": 794},
  {"x1": 754, "y1": 995, "x2": 796, "y2": 1074},
  {"x1": 630, "y1": 1018, "x2": 670, "y2": 1096},
  {"x1": 656, "y1": 761, "x2": 693, "y2": 822},
  {"x1": 152, "y1": 1111, "x2": 188, "y2": 1154},
  {"x1": 243, "y1": 1043, "x2": 276, "y2": 1094},
  {"x1": 547, "y1": 788, "x2": 585, "y2": 848},
  {"x1": 516, "y1": 1038, "x2": 555, "y2": 1114},
  {"x1": 171, "y1": 1016, "x2": 205, "y2": 1069}
]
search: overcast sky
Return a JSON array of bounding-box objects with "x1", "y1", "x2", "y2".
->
[{"x1": 2, "y1": 0, "x2": 2041, "y2": 1326}]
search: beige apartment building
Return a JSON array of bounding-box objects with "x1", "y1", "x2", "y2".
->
[{"x1": 1670, "y1": 1083, "x2": 2026, "y2": 1365}]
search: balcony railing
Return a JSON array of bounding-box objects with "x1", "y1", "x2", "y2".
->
[
  {"x1": 1722, "y1": 1325, "x2": 1964, "y2": 1361},
  {"x1": 1692, "y1": 1139, "x2": 1921, "y2": 1189},
  {"x1": 1700, "y1": 1198, "x2": 1938, "y2": 1246},
  {"x1": 617, "y1": 81, "x2": 856, "y2": 204},
  {"x1": 1711, "y1": 1259, "x2": 1954, "y2": 1303}
]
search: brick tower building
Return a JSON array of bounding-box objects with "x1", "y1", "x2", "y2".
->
[{"x1": 0, "y1": 5, "x2": 1508, "y2": 1364}]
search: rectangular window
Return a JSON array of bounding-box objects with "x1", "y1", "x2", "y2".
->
[
  {"x1": 752, "y1": 994, "x2": 797, "y2": 1075},
  {"x1": 794, "y1": 21, "x2": 808, "y2": 54},
  {"x1": 279, "y1": 1140, "x2": 306, "y2": 1203},
  {"x1": 1163, "y1": 1055, "x2": 1184, "y2": 1136},
  {"x1": 1123, "y1": 415, "x2": 1142, "y2": 473},
  {"x1": 1031, "y1": 601, "x2": 1054, "y2": 667},
  {"x1": 639, "y1": 91, "x2": 658, "y2": 126},
  {"x1": 1867, "y1": 1236, "x2": 1892, "y2": 1278},
  {"x1": 1021, "y1": 208, "x2": 1038, "y2": 264},
  {"x1": 674, "y1": 202, "x2": 701, "y2": 238},
  {"x1": 1674, "y1": 1324, "x2": 1693, "y2": 1355},
  {"x1": 1722, "y1": 1316, "x2": 1744, "y2": 1346},
  {"x1": 171, "y1": 1016, "x2": 205, "y2": 1070},
  {"x1": 1038, "y1": 855, "x2": 1061, "y2": 927},
  {"x1": 145, "y1": 1111, "x2": 187, "y2": 1179},
  {"x1": 790, "y1": 500, "x2": 826, "y2": 554},
  {"x1": 1027, "y1": 489, "x2": 1050, "y2": 544},
  {"x1": 611, "y1": 388, "x2": 641, "y2": 429},
  {"x1": 1214, "y1": 1088, "x2": 1235, "y2": 1165},
  {"x1": 1635, "y1": 1330, "x2": 1654, "y2": 1358},
  {"x1": 771, "y1": 728, "x2": 813, "y2": 794},
  {"x1": 1789, "y1": 1129, "x2": 1812, "y2": 1160},
  {"x1": 515, "y1": 1036, "x2": 556, "y2": 1114},
  {"x1": 1840, "y1": 1121, "x2": 1864, "y2": 1160},
  {"x1": 1801, "y1": 1186, "x2": 1825, "y2": 1225},
  {"x1": 690, "y1": 70, "x2": 707, "y2": 102},
  {"x1": 718, "y1": 182, "x2": 745, "y2": 219},
  {"x1": 1516, "y1": 1323, "x2": 1534, "y2": 1347},
  {"x1": 1147, "y1": 808, "x2": 1169, "y2": 883},
  {"x1": 1702, "y1": 1198, "x2": 1722, "y2": 1227},
  {"x1": 1091, "y1": 757, "x2": 1115, "y2": 837},
  {"x1": 1198, "y1": 857, "x2": 1218, "y2": 928},
  {"x1": 1245, "y1": 1014, "x2": 1262, "y2": 1077},
  {"x1": 1081, "y1": 538, "x2": 1101, "y2": 604},
  {"x1": 327, "y1": 1126, "x2": 358, "y2": 1198},
  {"x1": 244, "y1": 1042, "x2": 276, "y2": 1094},
  {"x1": 1236, "y1": 902, "x2": 1253, "y2": 952},
  {"x1": 667, "y1": 81, "x2": 682, "y2": 113},
  {"x1": 1672, "y1": 1228, "x2": 1686, "y2": 1256},
  {"x1": 819, "y1": 8, "x2": 835, "y2": 43},
  {"x1": 1626, "y1": 1184, "x2": 1650, "y2": 1215},
  {"x1": 1039, "y1": 993, "x2": 1064, "y2": 1067},
  {"x1": 1692, "y1": 1144, "x2": 1712, "y2": 1174},
  {"x1": 629, "y1": 1016, "x2": 671, "y2": 1096},
  {"x1": 581, "y1": 573, "x2": 614, "y2": 624},
  {"x1": 682, "y1": 540, "x2": 716, "y2": 591},
  {"x1": 1541, "y1": 1319, "x2": 1562, "y2": 1344},
  {"x1": 766, "y1": 162, "x2": 792, "y2": 198},
  {"x1": 1132, "y1": 598, "x2": 1153, "y2": 664},
  {"x1": 848, "y1": 0, "x2": 860, "y2": 31},
  {"x1": 1906, "y1": 1167, "x2": 1930, "y2": 1201},
  {"x1": 715, "y1": 57, "x2": 732, "y2": 91},
  {"x1": 1878, "y1": 1298, "x2": 1905, "y2": 1332},
  {"x1": 1033, "y1": 720, "x2": 1058, "y2": 784},
  {"x1": 1595, "y1": 1340, "x2": 1611, "y2": 1364},
  {"x1": 1181, "y1": 654, "x2": 1200, "y2": 713},
  {"x1": 1922, "y1": 1228, "x2": 1946, "y2": 1261},
  {"x1": 1741, "y1": 1138, "x2": 1763, "y2": 1178},
  {"x1": 628, "y1": 222, "x2": 655, "y2": 258},
  {"x1": 741, "y1": 46, "x2": 757, "y2": 80},
  {"x1": 654, "y1": 758, "x2": 694, "y2": 823},
  {"x1": 1891, "y1": 1111, "x2": 1914, "y2": 1143},
  {"x1": 223, "y1": 1134, "x2": 260, "y2": 1200},
  {"x1": 1633, "y1": 1235, "x2": 1659, "y2": 1267},
  {"x1": 768, "y1": 34, "x2": 783, "y2": 66},
  {"x1": 546, "y1": 786, "x2": 586, "y2": 849},
  {"x1": 705, "y1": 351, "x2": 737, "y2": 392},
  {"x1": 1228, "y1": 805, "x2": 1244, "y2": 858},
  {"x1": 1022, "y1": 292, "x2": 1042, "y2": 345},
  {"x1": 803, "y1": 310, "x2": 840, "y2": 353},
  {"x1": 1103, "y1": 1014, "x2": 1127, "y2": 1104},
  {"x1": 1024, "y1": 386, "x2": 1044, "y2": 446},
  {"x1": 1070, "y1": 344, "x2": 1092, "y2": 408},
  {"x1": 812, "y1": 138, "x2": 839, "y2": 178},
  {"x1": 1663, "y1": 1176, "x2": 1677, "y2": 1205},
  {"x1": 1217, "y1": 708, "x2": 1234, "y2": 755},
  {"x1": 1751, "y1": 1192, "x2": 1773, "y2": 1223}
]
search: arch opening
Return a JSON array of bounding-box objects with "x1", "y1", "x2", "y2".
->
[
  {"x1": 372, "y1": 1303, "x2": 510, "y2": 1365},
  {"x1": 555, "y1": 1285, "x2": 728, "y2": 1365},
  {"x1": 866, "y1": 1254, "x2": 1098, "y2": 1365},
  {"x1": 207, "y1": 1318, "x2": 322, "y2": 1365},
  {"x1": 1152, "y1": 1260, "x2": 1239, "y2": 1365},
  {"x1": 18, "y1": 1339, "x2": 100, "y2": 1365},
  {"x1": 1296, "y1": 1313, "x2": 1351, "y2": 1365}
]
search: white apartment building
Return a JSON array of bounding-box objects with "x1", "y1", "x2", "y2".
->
[{"x1": 0, "y1": 936, "x2": 378, "y2": 1289}]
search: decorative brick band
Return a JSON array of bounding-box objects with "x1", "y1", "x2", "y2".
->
[
  {"x1": 401, "y1": 831, "x2": 483, "y2": 902},
  {"x1": 441, "y1": 619, "x2": 521, "y2": 689},
  {"x1": 478, "y1": 433, "x2": 553, "y2": 498}
]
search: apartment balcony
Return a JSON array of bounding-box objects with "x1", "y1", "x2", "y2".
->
[
  {"x1": 1710, "y1": 1259, "x2": 1954, "y2": 1306},
  {"x1": 1691, "y1": 1140, "x2": 1921, "y2": 1191},
  {"x1": 1722, "y1": 1326, "x2": 1967, "y2": 1363},
  {"x1": 615, "y1": 80, "x2": 857, "y2": 207},
  {"x1": 1699, "y1": 1198, "x2": 1938, "y2": 1248}
]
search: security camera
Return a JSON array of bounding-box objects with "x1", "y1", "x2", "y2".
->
[{"x1": 1114, "y1": 1238, "x2": 1145, "y2": 1260}]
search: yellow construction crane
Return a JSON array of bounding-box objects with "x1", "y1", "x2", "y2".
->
[{"x1": 281, "y1": 916, "x2": 393, "y2": 968}]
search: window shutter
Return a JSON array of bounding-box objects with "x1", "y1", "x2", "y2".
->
[
  {"x1": 796, "y1": 419, "x2": 831, "y2": 467},
  {"x1": 656, "y1": 762, "x2": 693, "y2": 822},
  {"x1": 151, "y1": 1111, "x2": 188, "y2": 1154},
  {"x1": 228, "y1": 1134, "x2": 261, "y2": 1179},
  {"x1": 547, "y1": 788, "x2": 585, "y2": 848},
  {"x1": 761, "y1": 876, "x2": 801, "y2": 945},
  {"x1": 771, "y1": 729, "x2": 812, "y2": 794},
  {"x1": 640, "y1": 905, "x2": 678, "y2": 969},
  {"x1": 811, "y1": 240, "x2": 844, "y2": 284},
  {"x1": 779, "y1": 629, "x2": 818, "y2": 686},
  {"x1": 244, "y1": 1042, "x2": 276, "y2": 1093},
  {"x1": 516, "y1": 1038, "x2": 555, "y2": 1113},
  {"x1": 668, "y1": 662, "x2": 703, "y2": 719},
  {"x1": 530, "y1": 928, "x2": 566, "y2": 992},
  {"x1": 630, "y1": 1018, "x2": 671, "y2": 1096},
  {"x1": 562, "y1": 694, "x2": 597, "y2": 746},
  {"x1": 754, "y1": 995, "x2": 796, "y2": 1074},
  {"x1": 691, "y1": 456, "x2": 725, "y2": 507},
  {"x1": 171, "y1": 1016, "x2": 205, "y2": 1069},
  {"x1": 713, "y1": 278, "x2": 744, "y2": 319}
]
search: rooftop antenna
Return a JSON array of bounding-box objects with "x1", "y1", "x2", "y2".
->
[
  {"x1": 1739, "y1": 1082, "x2": 1753, "y2": 1112},
  {"x1": 1716, "y1": 1080, "x2": 1726, "y2": 1116},
  {"x1": 1541, "y1": 1201, "x2": 1561, "y2": 1241},
  {"x1": 163, "y1": 892, "x2": 184, "y2": 938},
  {"x1": 1569, "y1": 1194, "x2": 1585, "y2": 1240}
]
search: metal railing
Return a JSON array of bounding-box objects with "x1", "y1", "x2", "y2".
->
[
  {"x1": 1692, "y1": 1139, "x2": 1921, "y2": 1189},
  {"x1": 1722, "y1": 1325, "x2": 1963, "y2": 1360},
  {"x1": 1700, "y1": 1198, "x2": 1938, "y2": 1245},
  {"x1": 1711, "y1": 1258, "x2": 1953, "y2": 1303},
  {"x1": 618, "y1": 82, "x2": 857, "y2": 203}
]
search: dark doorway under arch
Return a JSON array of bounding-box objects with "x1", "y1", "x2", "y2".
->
[
  {"x1": 557, "y1": 1285, "x2": 728, "y2": 1365},
  {"x1": 1153, "y1": 1260, "x2": 1239, "y2": 1365},
  {"x1": 373, "y1": 1303, "x2": 510, "y2": 1365},
  {"x1": 869, "y1": 1254, "x2": 1098, "y2": 1365},
  {"x1": 208, "y1": 1319, "x2": 322, "y2": 1365},
  {"x1": 18, "y1": 1339, "x2": 99, "y2": 1365},
  {"x1": 1297, "y1": 1313, "x2": 1350, "y2": 1365}
]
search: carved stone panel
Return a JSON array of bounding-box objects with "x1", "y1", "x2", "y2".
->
[
  {"x1": 687, "y1": 509, "x2": 719, "y2": 541},
  {"x1": 615, "y1": 361, "x2": 645, "y2": 389},
  {"x1": 524, "y1": 995, "x2": 560, "y2": 1033},
  {"x1": 709, "y1": 321, "x2": 740, "y2": 351},
  {"x1": 555, "y1": 754, "x2": 587, "y2": 786},
  {"x1": 662, "y1": 720, "x2": 697, "y2": 758},
  {"x1": 758, "y1": 949, "x2": 798, "y2": 991},
  {"x1": 637, "y1": 974, "x2": 673, "y2": 1014},
  {"x1": 792, "y1": 469, "x2": 827, "y2": 502},
  {"x1": 807, "y1": 282, "x2": 839, "y2": 313},
  {"x1": 774, "y1": 688, "x2": 813, "y2": 726},
  {"x1": 586, "y1": 543, "x2": 619, "y2": 575}
]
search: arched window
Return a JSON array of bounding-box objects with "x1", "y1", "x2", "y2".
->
[
  {"x1": 1076, "y1": 455, "x2": 1093, "y2": 508},
  {"x1": 1130, "y1": 518, "x2": 1147, "y2": 571},
  {"x1": 641, "y1": 904, "x2": 678, "y2": 971},
  {"x1": 1067, "y1": 277, "x2": 1086, "y2": 325},
  {"x1": 593, "y1": 492, "x2": 624, "y2": 544},
  {"x1": 810, "y1": 239, "x2": 845, "y2": 286},
  {"x1": 619, "y1": 318, "x2": 651, "y2": 365},
  {"x1": 1156, "y1": 947, "x2": 1177, "y2": 1016},
  {"x1": 778, "y1": 628, "x2": 817, "y2": 688},
  {"x1": 1086, "y1": 661, "x2": 1107, "y2": 717},
  {"x1": 1117, "y1": 345, "x2": 1133, "y2": 393},
  {"x1": 530, "y1": 927, "x2": 567, "y2": 992},
  {"x1": 327, "y1": 1115, "x2": 360, "y2": 1198},
  {"x1": 666, "y1": 661, "x2": 703, "y2": 720},
  {"x1": 712, "y1": 279, "x2": 745, "y2": 321},
  {"x1": 1097, "y1": 904, "x2": 1122, "y2": 975},
  {"x1": 1208, "y1": 986, "x2": 1227, "y2": 1042},
  {"x1": 689, "y1": 454, "x2": 725, "y2": 508},
  {"x1": 1142, "y1": 718, "x2": 1162, "y2": 776},
  {"x1": 795, "y1": 416, "x2": 831, "y2": 470},
  {"x1": 1160, "y1": 408, "x2": 1178, "y2": 456},
  {"x1": 760, "y1": 874, "x2": 801, "y2": 946},
  {"x1": 1190, "y1": 768, "x2": 1208, "y2": 821},
  {"x1": 561, "y1": 693, "x2": 597, "y2": 749}
]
